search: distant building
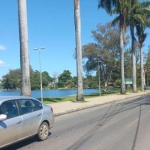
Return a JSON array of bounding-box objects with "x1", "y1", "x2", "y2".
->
[{"x1": 108, "y1": 82, "x2": 115, "y2": 86}]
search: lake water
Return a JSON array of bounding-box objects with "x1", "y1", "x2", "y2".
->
[{"x1": 0, "y1": 89, "x2": 99, "y2": 98}]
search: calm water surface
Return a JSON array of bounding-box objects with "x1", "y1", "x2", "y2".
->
[{"x1": 0, "y1": 89, "x2": 99, "y2": 98}]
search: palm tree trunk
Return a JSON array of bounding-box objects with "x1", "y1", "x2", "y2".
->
[
  {"x1": 140, "y1": 47, "x2": 144, "y2": 91},
  {"x1": 74, "y1": 0, "x2": 84, "y2": 101},
  {"x1": 131, "y1": 26, "x2": 137, "y2": 92},
  {"x1": 18, "y1": 0, "x2": 31, "y2": 96},
  {"x1": 143, "y1": 71, "x2": 146, "y2": 85},
  {"x1": 120, "y1": 27, "x2": 126, "y2": 94}
]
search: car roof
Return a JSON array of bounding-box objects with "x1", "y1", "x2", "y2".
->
[{"x1": 0, "y1": 96, "x2": 35, "y2": 102}]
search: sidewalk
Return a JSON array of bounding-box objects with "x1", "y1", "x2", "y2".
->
[{"x1": 50, "y1": 90, "x2": 150, "y2": 117}]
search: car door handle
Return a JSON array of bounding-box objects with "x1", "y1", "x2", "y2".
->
[
  {"x1": 37, "y1": 113, "x2": 42, "y2": 116},
  {"x1": 17, "y1": 121, "x2": 22, "y2": 124}
]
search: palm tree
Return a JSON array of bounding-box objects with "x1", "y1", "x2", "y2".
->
[
  {"x1": 136, "y1": 25, "x2": 147, "y2": 91},
  {"x1": 136, "y1": 4, "x2": 150, "y2": 90},
  {"x1": 128, "y1": 0, "x2": 150, "y2": 92},
  {"x1": 98, "y1": 0, "x2": 129, "y2": 94},
  {"x1": 18, "y1": 0, "x2": 31, "y2": 96},
  {"x1": 74, "y1": 0, "x2": 84, "y2": 101}
]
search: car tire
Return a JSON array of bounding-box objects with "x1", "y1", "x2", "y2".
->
[{"x1": 37, "y1": 122, "x2": 49, "y2": 141}]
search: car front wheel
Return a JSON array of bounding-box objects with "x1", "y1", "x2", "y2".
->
[{"x1": 37, "y1": 122, "x2": 49, "y2": 141}]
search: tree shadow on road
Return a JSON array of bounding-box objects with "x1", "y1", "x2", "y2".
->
[
  {"x1": 66, "y1": 96, "x2": 149, "y2": 150},
  {"x1": 1, "y1": 133, "x2": 52, "y2": 150},
  {"x1": 131, "y1": 105, "x2": 141, "y2": 150}
]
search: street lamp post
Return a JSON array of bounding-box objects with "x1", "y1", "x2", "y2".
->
[
  {"x1": 34, "y1": 47, "x2": 45, "y2": 102},
  {"x1": 98, "y1": 61, "x2": 101, "y2": 96}
]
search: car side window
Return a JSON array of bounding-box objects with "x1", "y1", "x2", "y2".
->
[
  {"x1": 0, "y1": 100, "x2": 19, "y2": 119},
  {"x1": 32, "y1": 100, "x2": 43, "y2": 111},
  {"x1": 19, "y1": 99, "x2": 34, "y2": 115},
  {"x1": 19, "y1": 99, "x2": 42, "y2": 115}
]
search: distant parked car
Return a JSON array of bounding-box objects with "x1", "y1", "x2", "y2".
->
[{"x1": 0, "y1": 96, "x2": 54, "y2": 149}]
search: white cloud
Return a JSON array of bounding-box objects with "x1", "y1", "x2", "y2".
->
[
  {"x1": 0, "y1": 45, "x2": 6, "y2": 50},
  {"x1": 0, "y1": 60, "x2": 9, "y2": 67},
  {"x1": 0, "y1": 60, "x2": 6, "y2": 66}
]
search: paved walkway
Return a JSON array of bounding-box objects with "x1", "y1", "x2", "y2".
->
[{"x1": 50, "y1": 90, "x2": 150, "y2": 117}]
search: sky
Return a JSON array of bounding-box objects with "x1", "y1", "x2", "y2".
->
[{"x1": 0, "y1": 0, "x2": 150, "y2": 79}]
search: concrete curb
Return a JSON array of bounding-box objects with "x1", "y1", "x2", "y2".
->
[{"x1": 54, "y1": 92, "x2": 150, "y2": 117}]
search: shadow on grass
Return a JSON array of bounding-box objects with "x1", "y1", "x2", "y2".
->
[
  {"x1": 43, "y1": 98, "x2": 63, "y2": 103},
  {"x1": 84, "y1": 91, "x2": 119, "y2": 98},
  {"x1": 42, "y1": 91, "x2": 120, "y2": 104}
]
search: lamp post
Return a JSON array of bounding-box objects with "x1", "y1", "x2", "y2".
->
[
  {"x1": 98, "y1": 61, "x2": 101, "y2": 96},
  {"x1": 34, "y1": 47, "x2": 45, "y2": 102}
]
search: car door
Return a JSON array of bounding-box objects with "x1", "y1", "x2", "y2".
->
[
  {"x1": 18, "y1": 99, "x2": 43, "y2": 138},
  {"x1": 0, "y1": 100, "x2": 22, "y2": 147}
]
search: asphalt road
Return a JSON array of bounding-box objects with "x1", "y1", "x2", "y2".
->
[{"x1": 2, "y1": 95, "x2": 150, "y2": 150}]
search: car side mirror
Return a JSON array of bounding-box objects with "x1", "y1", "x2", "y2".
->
[{"x1": 0, "y1": 114, "x2": 7, "y2": 121}]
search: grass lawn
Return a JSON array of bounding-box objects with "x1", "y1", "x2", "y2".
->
[
  {"x1": 42, "y1": 91, "x2": 120, "y2": 104},
  {"x1": 41, "y1": 87, "x2": 147, "y2": 104}
]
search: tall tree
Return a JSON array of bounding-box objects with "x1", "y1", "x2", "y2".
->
[
  {"x1": 136, "y1": 3, "x2": 150, "y2": 90},
  {"x1": 98, "y1": 0, "x2": 129, "y2": 94},
  {"x1": 82, "y1": 23, "x2": 125, "y2": 91},
  {"x1": 57, "y1": 70, "x2": 72, "y2": 88},
  {"x1": 128, "y1": 0, "x2": 150, "y2": 92},
  {"x1": 18, "y1": 0, "x2": 31, "y2": 96},
  {"x1": 136, "y1": 26, "x2": 147, "y2": 91},
  {"x1": 124, "y1": 49, "x2": 132, "y2": 78},
  {"x1": 74, "y1": 0, "x2": 84, "y2": 101},
  {"x1": 2, "y1": 69, "x2": 21, "y2": 90},
  {"x1": 145, "y1": 48, "x2": 150, "y2": 86}
]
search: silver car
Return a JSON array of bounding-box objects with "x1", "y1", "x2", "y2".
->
[{"x1": 0, "y1": 96, "x2": 54, "y2": 148}]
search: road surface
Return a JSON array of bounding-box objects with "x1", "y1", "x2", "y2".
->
[{"x1": 3, "y1": 95, "x2": 150, "y2": 150}]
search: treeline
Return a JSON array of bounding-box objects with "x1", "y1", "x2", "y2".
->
[
  {"x1": 2, "y1": 55, "x2": 150, "y2": 91},
  {"x1": 1, "y1": 68, "x2": 53, "y2": 90},
  {"x1": 1, "y1": 69, "x2": 98, "y2": 90},
  {"x1": 82, "y1": 22, "x2": 150, "y2": 91}
]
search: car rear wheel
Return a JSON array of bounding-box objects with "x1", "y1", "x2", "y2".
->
[{"x1": 37, "y1": 122, "x2": 49, "y2": 141}]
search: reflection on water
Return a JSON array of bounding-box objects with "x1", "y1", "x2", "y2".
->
[{"x1": 0, "y1": 89, "x2": 99, "y2": 98}]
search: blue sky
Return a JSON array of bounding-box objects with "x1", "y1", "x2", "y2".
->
[{"x1": 0, "y1": 0, "x2": 150, "y2": 79}]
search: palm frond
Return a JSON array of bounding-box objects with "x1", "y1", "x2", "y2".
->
[
  {"x1": 98, "y1": 0, "x2": 116, "y2": 14},
  {"x1": 111, "y1": 15, "x2": 120, "y2": 26},
  {"x1": 140, "y1": 1, "x2": 150, "y2": 8}
]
